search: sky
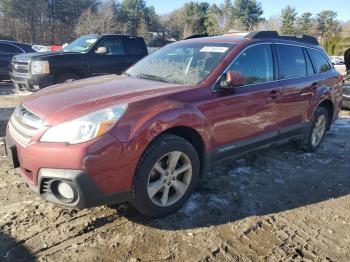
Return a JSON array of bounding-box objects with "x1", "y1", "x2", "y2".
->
[{"x1": 145, "y1": 0, "x2": 350, "y2": 21}]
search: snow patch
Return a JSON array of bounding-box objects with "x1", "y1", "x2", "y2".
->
[
  {"x1": 208, "y1": 195, "x2": 230, "y2": 207},
  {"x1": 229, "y1": 166, "x2": 254, "y2": 176},
  {"x1": 180, "y1": 193, "x2": 201, "y2": 214}
]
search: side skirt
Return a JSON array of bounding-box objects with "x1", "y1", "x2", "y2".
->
[{"x1": 205, "y1": 123, "x2": 309, "y2": 173}]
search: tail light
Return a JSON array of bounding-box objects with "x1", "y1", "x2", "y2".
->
[{"x1": 338, "y1": 74, "x2": 344, "y2": 84}]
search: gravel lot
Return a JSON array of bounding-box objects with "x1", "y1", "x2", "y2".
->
[{"x1": 1, "y1": 81, "x2": 350, "y2": 262}]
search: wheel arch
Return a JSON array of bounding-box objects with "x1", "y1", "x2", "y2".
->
[
  {"x1": 164, "y1": 126, "x2": 207, "y2": 174},
  {"x1": 54, "y1": 71, "x2": 82, "y2": 83},
  {"x1": 315, "y1": 99, "x2": 334, "y2": 128}
]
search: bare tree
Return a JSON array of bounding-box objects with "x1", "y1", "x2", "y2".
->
[
  {"x1": 137, "y1": 17, "x2": 150, "y2": 43},
  {"x1": 75, "y1": 0, "x2": 119, "y2": 35},
  {"x1": 265, "y1": 15, "x2": 281, "y2": 31}
]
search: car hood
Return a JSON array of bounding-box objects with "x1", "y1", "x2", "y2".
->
[
  {"x1": 13, "y1": 51, "x2": 81, "y2": 63},
  {"x1": 22, "y1": 74, "x2": 186, "y2": 125}
]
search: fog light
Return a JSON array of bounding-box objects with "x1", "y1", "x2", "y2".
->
[
  {"x1": 57, "y1": 181, "x2": 75, "y2": 200},
  {"x1": 51, "y1": 180, "x2": 76, "y2": 202}
]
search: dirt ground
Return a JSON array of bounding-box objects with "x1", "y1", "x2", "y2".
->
[{"x1": 1, "y1": 81, "x2": 350, "y2": 262}]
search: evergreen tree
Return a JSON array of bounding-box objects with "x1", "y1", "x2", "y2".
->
[
  {"x1": 280, "y1": 5, "x2": 297, "y2": 34},
  {"x1": 316, "y1": 10, "x2": 338, "y2": 39},
  {"x1": 205, "y1": 4, "x2": 222, "y2": 35},
  {"x1": 232, "y1": 0, "x2": 264, "y2": 31},
  {"x1": 296, "y1": 12, "x2": 313, "y2": 34}
]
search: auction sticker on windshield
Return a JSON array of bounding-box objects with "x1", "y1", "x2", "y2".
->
[
  {"x1": 200, "y1": 46, "x2": 229, "y2": 53},
  {"x1": 87, "y1": 39, "x2": 97, "y2": 44}
]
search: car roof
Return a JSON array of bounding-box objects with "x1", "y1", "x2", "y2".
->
[
  {"x1": 0, "y1": 40, "x2": 35, "y2": 52},
  {"x1": 181, "y1": 35, "x2": 249, "y2": 45},
  {"x1": 84, "y1": 34, "x2": 144, "y2": 39},
  {"x1": 179, "y1": 34, "x2": 323, "y2": 51}
]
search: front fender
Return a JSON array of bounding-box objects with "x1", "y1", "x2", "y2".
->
[{"x1": 114, "y1": 101, "x2": 211, "y2": 153}]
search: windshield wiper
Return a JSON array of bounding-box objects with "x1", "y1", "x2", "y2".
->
[{"x1": 136, "y1": 74, "x2": 173, "y2": 84}]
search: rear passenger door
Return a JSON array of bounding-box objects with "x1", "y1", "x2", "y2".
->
[
  {"x1": 88, "y1": 36, "x2": 126, "y2": 75},
  {"x1": 275, "y1": 43, "x2": 316, "y2": 135},
  {"x1": 307, "y1": 48, "x2": 339, "y2": 119},
  {"x1": 123, "y1": 37, "x2": 147, "y2": 70}
]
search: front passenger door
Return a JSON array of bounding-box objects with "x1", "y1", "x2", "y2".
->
[
  {"x1": 88, "y1": 37, "x2": 126, "y2": 76},
  {"x1": 212, "y1": 44, "x2": 282, "y2": 158}
]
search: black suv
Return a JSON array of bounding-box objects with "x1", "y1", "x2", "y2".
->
[
  {"x1": 0, "y1": 40, "x2": 36, "y2": 81},
  {"x1": 10, "y1": 34, "x2": 148, "y2": 91}
]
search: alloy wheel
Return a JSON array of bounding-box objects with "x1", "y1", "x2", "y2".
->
[
  {"x1": 147, "y1": 151, "x2": 192, "y2": 207},
  {"x1": 311, "y1": 114, "x2": 326, "y2": 147}
]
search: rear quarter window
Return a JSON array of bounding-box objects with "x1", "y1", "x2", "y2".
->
[
  {"x1": 276, "y1": 44, "x2": 307, "y2": 79},
  {"x1": 125, "y1": 38, "x2": 146, "y2": 56},
  {"x1": 308, "y1": 48, "x2": 331, "y2": 73}
]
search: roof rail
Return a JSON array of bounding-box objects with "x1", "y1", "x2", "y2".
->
[
  {"x1": 245, "y1": 31, "x2": 319, "y2": 46},
  {"x1": 184, "y1": 34, "x2": 209, "y2": 40}
]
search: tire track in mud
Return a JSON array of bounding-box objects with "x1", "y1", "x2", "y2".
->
[
  {"x1": 34, "y1": 215, "x2": 130, "y2": 257},
  {"x1": 213, "y1": 210, "x2": 349, "y2": 262},
  {"x1": 2, "y1": 207, "x2": 130, "y2": 260},
  {"x1": 1, "y1": 210, "x2": 107, "y2": 258},
  {"x1": 279, "y1": 211, "x2": 348, "y2": 258},
  {"x1": 215, "y1": 216, "x2": 323, "y2": 261},
  {"x1": 264, "y1": 216, "x2": 319, "y2": 261}
]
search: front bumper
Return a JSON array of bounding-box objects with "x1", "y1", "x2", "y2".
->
[
  {"x1": 23, "y1": 168, "x2": 130, "y2": 209},
  {"x1": 10, "y1": 72, "x2": 54, "y2": 91},
  {"x1": 5, "y1": 130, "x2": 139, "y2": 209}
]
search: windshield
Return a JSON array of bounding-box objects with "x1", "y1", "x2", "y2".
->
[
  {"x1": 62, "y1": 35, "x2": 98, "y2": 53},
  {"x1": 126, "y1": 43, "x2": 234, "y2": 85}
]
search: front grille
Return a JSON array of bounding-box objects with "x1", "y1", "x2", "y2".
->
[
  {"x1": 8, "y1": 105, "x2": 43, "y2": 148},
  {"x1": 12, "y1": 61, "x2": 30, "y2": 76}
]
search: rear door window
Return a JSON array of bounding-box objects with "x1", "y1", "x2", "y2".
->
[
  {"x1": 0, "y1": 43, "x2": 22, "y2": 54},
  {"x1": 125, "y1": 38, "x2": 145, "y2": 56},
  {"x1": 276, "y1": 44, "x2": 307, "y2": 79},
  {"x1": 227, "y1": 44, "x2": 274, "y2": 86},
  {"x1": 308, "y1": 48, "x2": 331, "y2": 73}
]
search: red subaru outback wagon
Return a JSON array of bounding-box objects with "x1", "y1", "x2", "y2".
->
[{"x1": 5, "y1": 31, "x2": 343, "y2": 217}]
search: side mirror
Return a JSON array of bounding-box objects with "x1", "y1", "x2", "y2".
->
[
  {"x1": 221, "y1": 71, "x2": 246, "y2": 88},
  {"x1": 95, "y1": 46, "x2": 107, "y2": 55}
]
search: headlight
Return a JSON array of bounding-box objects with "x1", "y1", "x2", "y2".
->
[
  {"x1": 31, "y1": 61, "x2": 50, "y2": 75},
  {"x1": 40, "y1": 104, "x2": 127, "y2": 144}
]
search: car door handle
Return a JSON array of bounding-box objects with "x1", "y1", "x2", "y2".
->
[
  {"x1": 266, "y1": 89, "x2": 280, "y2": 100},
  {"x1": 311, "y1": 82, "x2": 319, "y2": 90}
]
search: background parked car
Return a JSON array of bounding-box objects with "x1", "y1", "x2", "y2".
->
[
  {"x1": 329, "y1": 56, "x2": 345, "y2": 65},
  {"x1": 343, "y1": 84, "x2": 350, "y2": 109},
  {"x1": 32, "y1": 45, "x2": 62, "y2": 52},
  {"x1": 0, "y1": 40, "x2": 36, "y2": 81},
  {"x1": 11, "y1": 34, "x2": 148, "y2": 91}
]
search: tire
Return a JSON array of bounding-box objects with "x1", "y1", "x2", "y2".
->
[
  {"x1": 131, "y1": 134, "x2": 200, "y2": 218},
  {"x1": 301, "y1": 107, "x2": 329, "y2": 152},
  {"x1": 56, "y1": 73, "x2": 79, "y2": 84}
]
